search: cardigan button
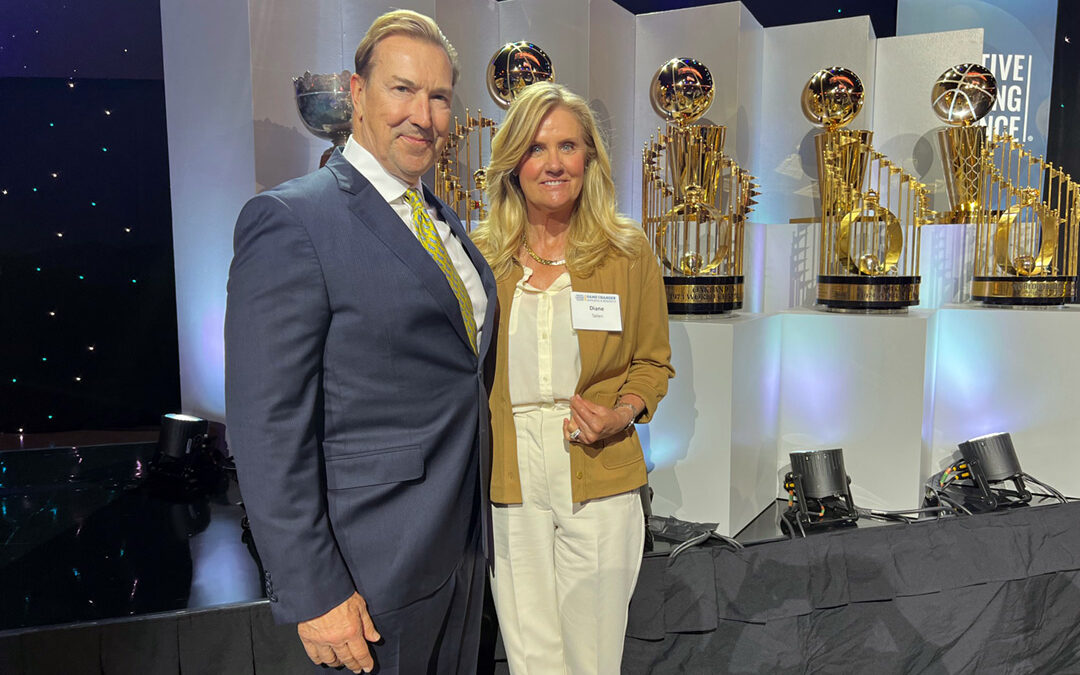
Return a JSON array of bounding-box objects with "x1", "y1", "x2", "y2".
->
[{"x1": 575, "y1": 471, "x2": 583, "y2": 479}]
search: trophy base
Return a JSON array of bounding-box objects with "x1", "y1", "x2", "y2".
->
[
  {"x1": 971, "y1": 276, "x2": 1076, "y2": 306},
  {"x1": 665, "y1": 276, "x2": 743, "y2": 315},
  {"x1": 937, "y1": 209, "x2": 981, "y2": 225},
  {"x1": 816, "y1": 275, "x2": 920, "y2": 311}
]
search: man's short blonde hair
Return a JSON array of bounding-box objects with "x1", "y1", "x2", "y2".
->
[{"x1": 353, "y1": 9, "x2": 459, "y2": 85}]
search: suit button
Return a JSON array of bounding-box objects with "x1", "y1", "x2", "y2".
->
[{"x1": 576, "y1": 471, "x2": 583, "y2": 479}]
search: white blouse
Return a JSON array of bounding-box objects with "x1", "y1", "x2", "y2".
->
[{"x1": 508, "y1": 266, "x2": 582, "y2": 408}]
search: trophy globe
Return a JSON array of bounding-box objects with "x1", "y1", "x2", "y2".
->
[
  {"x1": 801, "y1": 66, "x2": 864, "y2": 130},
  {"x1": 931, "y1": 63, "x2": 996, "y2": 127},
  {"x1": 293, "y1": 70, "x2": 353, "y2": 167},
  {"x1": 486, "y1": 42, "x2": 554, "y2": 110},
  {"x1": 650, "y1": 58, "x2": 714, "y2": 125}
]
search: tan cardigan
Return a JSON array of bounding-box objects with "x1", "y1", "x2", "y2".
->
[{"x1": 489, "y1": 245, "x2": 674, "y2": 504}]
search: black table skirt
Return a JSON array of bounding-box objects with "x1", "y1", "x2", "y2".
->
[
  {"x1": 0, "y1": 603, "x2": 312, "y2": 675},
  {"x1": 624, "y1": 502, "x2": 1080, "y2": 673}
]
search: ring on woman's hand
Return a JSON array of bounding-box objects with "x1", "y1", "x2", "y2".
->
[{"x1": 569, "y1": 429, "x2": 581, "y2": 441}]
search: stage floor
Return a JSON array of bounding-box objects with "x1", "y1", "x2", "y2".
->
[{"x1": 0, "y1": 441, "x2": 263, "y2": 634}]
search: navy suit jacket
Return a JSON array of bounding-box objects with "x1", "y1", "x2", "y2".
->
[{"x1": 224, "y1": 151, "x2": 497, "y2": 623}]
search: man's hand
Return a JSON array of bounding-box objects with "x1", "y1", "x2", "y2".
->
[{"x1": 297, "y1": 592, "x2": 381, "y2": 673}]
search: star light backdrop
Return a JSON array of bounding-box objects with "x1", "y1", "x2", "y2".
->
[{"x1": 0, "y1": 0, "x2": 179, "y2": 433}]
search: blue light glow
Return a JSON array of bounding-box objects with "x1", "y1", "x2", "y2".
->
[{"x1": 930, "y1": 309, "x2": 1034, "y2": 448}]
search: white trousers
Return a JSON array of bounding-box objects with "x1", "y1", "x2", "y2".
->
[{"x1": 491, "y1": 405, "x2": 645, "y2": 675}]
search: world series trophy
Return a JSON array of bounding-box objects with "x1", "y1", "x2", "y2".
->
[
  {"x1": 434, "y1": 42, "x2": 554, "y2": 229},
  {"x1": 803, "y1": 66, "x2": 932, "y2": 311},
  {"x1": 293, "y1": 70, "x2": 353, "y2": 168},
  {"x1": 642, "y1": 58, "x2": 758, "y2": 314},
  {"x1": 932, "y1": 63, "x2": 1079, "y2": 305}
]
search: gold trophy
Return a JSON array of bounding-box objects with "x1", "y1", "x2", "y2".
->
[
  {"x1": 434, "y1": 42, "x2": 553, "y2": 229},
  {"x1": 931, "y1": 63, "x2": 1079, "y2": 305},
  {"x1": 803, "y1": 66, "x2": 931, "y2": 311},
  {"x1": 642, "y1": 58, "x2": 757, "y2": 314}
]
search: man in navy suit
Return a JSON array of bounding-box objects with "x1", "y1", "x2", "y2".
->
[{"x1": 224, "y1": 10, "x2": 496, "y2": 673}]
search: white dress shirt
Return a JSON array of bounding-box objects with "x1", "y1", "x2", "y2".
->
[
  {"x1": 342, "y1": 136, "x2": 487, "y2": 347},
  {"x1": 508, "y1": 266, "x2": 581, "y2": 407}
]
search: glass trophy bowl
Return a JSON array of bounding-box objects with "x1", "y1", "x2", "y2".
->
[{"x1": 293, "y1": 70, "x2": 353, "y2": 165}]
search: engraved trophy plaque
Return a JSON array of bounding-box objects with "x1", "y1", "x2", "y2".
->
[
  {"x1": 931, "y1": 63, "x2": 1079, "y2": 305},
  {"x1": 804, "y1": 66, "x2": 931, "y2": 311},
  {"x1": 435, "y1": 42, "x2": 554, "y2": 229},
  {"x1": 642, "y1": 58, "x2": 758, "y2": 314},
  {"x1": 293, "y1": 70, "x2": 353, "y2": 168}
]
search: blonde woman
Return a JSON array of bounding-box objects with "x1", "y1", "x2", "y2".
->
[{"x1": 472, "y1": 82, "x2": 673, "y2": 673}]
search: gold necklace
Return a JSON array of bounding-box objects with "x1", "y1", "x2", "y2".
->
[{"x1": 521, "y1": 234, "x2": 566, "y2": 266}]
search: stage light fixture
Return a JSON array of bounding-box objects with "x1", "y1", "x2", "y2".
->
[
  {"x1": 148, "y1": 413, "x2": 219, "y2": 498},
  {"x1": 958, "y1": 432, "x2": 1023, "y2": 482},
  {"x1": 781, "y1": 448, "x2": 858, "y2": 537},
  {"x1": 924, "y1": 432, "x2": 1070, "y2": 514},
  {"x1": 157, "y1": 413, "x2": 209, "y2": 460}
]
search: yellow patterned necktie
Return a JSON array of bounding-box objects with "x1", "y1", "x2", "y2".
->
[{"x1": 403, "y1": 188, "x2": 478, "y2": 353}]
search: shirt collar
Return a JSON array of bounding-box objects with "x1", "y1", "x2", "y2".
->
[
  {"x1": 516, "y1": 265, "x2": 571, "y2": 292},
  {"x1": 342, "y1": 135, "x2": 422, "y2": 204}
]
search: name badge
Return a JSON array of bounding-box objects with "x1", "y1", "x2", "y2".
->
[{"x1": 570, "y1": 292, "x2": 622, "y2": 331}]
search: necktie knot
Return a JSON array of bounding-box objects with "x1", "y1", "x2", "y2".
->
[{"x1": 404, "y1": 188, "x2": 426, "y2": 214}]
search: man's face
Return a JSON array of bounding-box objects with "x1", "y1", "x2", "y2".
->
[{"x1": 350, "y1": 34, "x2": 454, "y2": 185}]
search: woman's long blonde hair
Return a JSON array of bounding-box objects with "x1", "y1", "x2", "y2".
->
[{"x1": 471, "y1": 82, "x2": 643, "y2": 279}]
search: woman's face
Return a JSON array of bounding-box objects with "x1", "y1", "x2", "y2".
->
[{"x1": 516, "y1": 106, "x2": 587, "y2": 223}]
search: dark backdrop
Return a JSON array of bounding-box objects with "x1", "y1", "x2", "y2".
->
[
  {"x1": 1048, "y1": 0, "x2": 1079, "y2": 177},
  {"x1": 0, "y1": 0, "x2": 178, "y2": 433}
]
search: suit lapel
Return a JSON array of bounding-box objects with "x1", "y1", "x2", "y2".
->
[{"x1": 328, "y1": 154, "x2": 474, "y2": 354}]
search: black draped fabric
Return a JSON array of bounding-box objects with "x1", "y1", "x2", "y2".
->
[
  {"x1": 625, "y1": 502, "x2": 1080, "y2": 674},
  {"x1": 0, "y1": 604, "x2": 312, "y2": 675},
  {"x1": 4, "y1": 502, "x2": 1080, "y2": 673}
]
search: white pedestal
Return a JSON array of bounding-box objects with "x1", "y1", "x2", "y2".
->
[
  {"x1": 747, "y1": 221, "x2": 819, "y2": 315},
  {"x1": 926, "y1": 306, "x2": 1080, "y2": 498},
  {"x1": 777, "y1": 309, "x2": 934, "y2": 511},
  {"x1": 643, "y1": 313, "x2": 780, "y2": 535}
]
